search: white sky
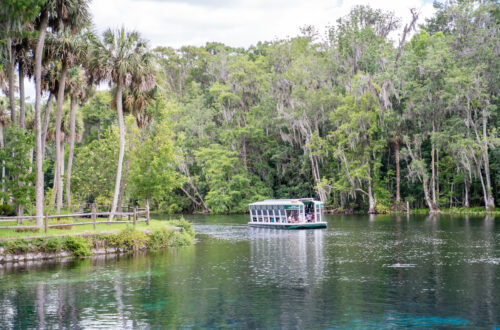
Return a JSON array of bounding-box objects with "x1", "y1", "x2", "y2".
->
[
  {"x1": 22, "y1": 0, "x2": 436, "y2": 100},
  {"x1": 90, "y1": 0, "x2": 436, "y2": 48}
]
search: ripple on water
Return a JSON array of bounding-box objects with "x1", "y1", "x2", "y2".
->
[
  {"x1": 383, "y1": 263, "x2": 417, "y2": 268},
  {"x1": 467, "y1": 257, "x2": 500, "y2": 265}
]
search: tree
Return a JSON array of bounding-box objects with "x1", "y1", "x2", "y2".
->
[
  {"x1": 88, "y1": 28, "x2": 156, "y2": 221},
  {"x1": 32, "y1": 0, "x2": 90, "y2": 226},
  {"x1": 128, "y1": 113, "x2": 181, "y2": 206},
  {"x1": 399, "y1": 31, "x2": 451, "y2": 213},
  {"x1": 328, "y1": 80, "x2": 386, "y2": 214},
  {"x1": 0, "y1": 127, "x2": 35, "y2": 214},
  {"x1": 46, "y1": 26, "x2": 89, "y2": 212},
  {"x1": 72, "y1": 128, "x2": 118, "y2": 204},
  {"x1": 65, "y1": 65, "x2": 88, "y2": 208},
  {"x1": 195, "y1": 144, "x2": 271, "y2": 213}
]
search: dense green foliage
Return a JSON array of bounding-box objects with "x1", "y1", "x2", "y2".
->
[{"x1": 0, "y1": 1, "x2": 498, "y2": 216}]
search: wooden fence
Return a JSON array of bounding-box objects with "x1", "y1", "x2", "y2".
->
[{"x1": 0, "y1": 203, "x2": 150, "y2": 233}]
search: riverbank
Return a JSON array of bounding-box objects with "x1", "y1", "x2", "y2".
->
[
  {"x1": 325, "y1": 206, "x2": 499, "y2": 216},
  {"x1": 0, "y1": 219, "x2": 195, "y2": 264}
]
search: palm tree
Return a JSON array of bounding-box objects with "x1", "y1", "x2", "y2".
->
[
  {"x1": 0, "y1": 98, "x2": 9, "y2": 203},
  {"x1": 33, "y1": 0, "x2": 90, "y2": 226},
  {"x1": 40, "y1": 61, "x2": 58, "y2": 157},
  {"x1": 16, "y1": 34, "x2": 34, "y2": 130},
  {"x1": 88, "y1": 28, "x2": 156, "y2": 221},
  {"x1": 65, "y1": 65, "x2": 90, "y2": 208},
  {"x1": 46, "y1": 30, "x2": 88, "y2": 212}
]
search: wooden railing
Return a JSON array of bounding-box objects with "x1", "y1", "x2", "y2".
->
[{"x1": 0, "y1": 203, "x2": 150, "y2": 233}]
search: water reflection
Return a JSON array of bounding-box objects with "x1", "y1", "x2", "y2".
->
[
  {"x1": 0, "y1": 214, "x2": 498, "y2": 328},
  {"x1": 249, "y1": 228, "x2": 325, "y2": 286}
]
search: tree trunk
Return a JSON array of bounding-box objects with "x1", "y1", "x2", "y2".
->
[
  {"x1": 41, "y1": 93, "x2": 54, "y2": 157},
  {"x1": 436, "y1": 149, "x2": 440, "y2": 200},
  {"x1": 395, "y1": 140, "x2": 401, "y2": 203},
  {"x1": 423, "y1": 176, "x2": 439, "y2": 213},
  {"x1": 65, "y1": 96, "x2": 77, "y2": 208},
  {"x1": 309, "y1": 153, "x2": 326, "y2": 202},
  {"x1": 431, "y1": 137, "x2": 437, "y2": 206},
  {"x1": 449, "y1": 182, "x2": 454, "y2": 208},
  {"x1": 7, "y1": 38, "x2": 16, "y2": 125},
  {"x1": 19, "y1": 61, "x2": 26, "y2": 129},
  {"x1": 34, "y1": 12, "x2": 49, "y2": 228},
  {"x1": 481, "y1": 108, "x2": 495, "y2": 211},
  {"x1": 55, "y1": 62, "x2": 68, "y2": 212},
  {"x1": 17, "y1": 62, "x2": 26, "y2": 220},
  {"x1": 464, "y1": 180, "x2": 470, "y2": 208},
  {"x1": 51, "y1": 159, "x2": 58, "y2": 207},
  {"x1": 109, "y1": 81, "x2": 125, "y2": 221},
  {"x1": 368, "y1": 182, "x2": 377, "y2": 214},
  {"x1": 57, "y1": 139, "x2": 64, "y2": 211},
  {"x1": 117, "y1": 157, "x2": 130, "y2": 215},
  {"x1": 97, "y1": 121, "x2": 101, "y2": 141},
  {"x1": 242, "y1": 135, "x2": 247, "y2": 169},
  {"x1": 0, "y1": 122, "x2": 4, "y2": 204}
]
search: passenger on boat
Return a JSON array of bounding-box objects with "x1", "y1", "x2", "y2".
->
[{"x1": 306, "y1": 213, "x2": 312, "y2": 222}]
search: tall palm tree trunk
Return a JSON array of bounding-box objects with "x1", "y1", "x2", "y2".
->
[
  {"x1": 41, "y1": 93, "x2": 54, "y2": 157},
  {"x1": 0, "y1": 122, "x2": 4, "y2": 204},
  {"x1": 19, "y1": 62, "x2": 26, "y2": 129},
  {"x1": 58, "y1": 140, "x2": 64, "y2": 210},
  {"x1": 109, "y1": 82, "x2": 125, "y2": 221},
  {"x1": 34, "y1": 11, "x2": 49, "y2": 228},
  {"x1": 17, "y1": 62, "x2": 26, "y2": 220},
  {"x1": 55, "y1": 63, "x2": 69, "y2": 212},
  {"x1": 7, "y1": 39, "x2": 16, "y2": 124},
  {"x1": 65, "y1": 95, "x2": 77, "y2": 208}
]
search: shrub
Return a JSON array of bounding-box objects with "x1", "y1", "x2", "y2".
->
[
  {"x1": 170, "y1": 231, "x2": 194, "y2": 246},
  {"x1": 168, "y1": 218, "x2": 195, "y2": 236},
  {"x1": 149, "y1": 228, "x2": 173, "y2": 250},
  {"x1": 42, "y1": 237, "x2": 64, "y2": 253},
  {"x1": 4, "y1": 239, "x2": 30, "y2": 254},
  {"x1": 0, "y1": 204, "x2": 15, "y2": 216},
  {"x1": 14, "y1": 227, "x2": 41, "y2": 233},
  {"x1": 63, "y1": 236, "x2": 91, "y2": 256},
  {"x1": 111, "y1": 229, "x2": 149, "y2": 251}
]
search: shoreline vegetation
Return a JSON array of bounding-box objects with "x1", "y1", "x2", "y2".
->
[
  {"x1": 0, "y1": 219, "x2": 195, "y2": 264},
  {"x1": 324, "y1": 207, "x2": 499, "y2": 216}
]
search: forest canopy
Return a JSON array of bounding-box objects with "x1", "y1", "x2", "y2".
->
[{"x1": 0, "y1": 0, "x2": 498, "y2": 221}]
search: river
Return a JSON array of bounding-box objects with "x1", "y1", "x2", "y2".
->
[{"x1": 0, "y1": 214, "x2": 498, "y2": 328}]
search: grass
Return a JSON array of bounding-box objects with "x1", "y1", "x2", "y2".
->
[
  {"x1": 0, "y1": 218, "x2": 195, "y2": 257},
  {"x1": 0, "y1": 219, "x2": 173, "y2": 240}
]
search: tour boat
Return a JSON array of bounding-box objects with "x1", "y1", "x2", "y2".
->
[{"x1": 248, "y1": 198, "x2": 327, "y2": 229}]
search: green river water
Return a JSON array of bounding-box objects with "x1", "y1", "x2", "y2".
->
[{"x1": 0, "y1": 214, "x2": 498, "y2": 329}]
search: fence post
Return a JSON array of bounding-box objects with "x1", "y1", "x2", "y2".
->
[
  {"x1": 44, "y1": 212, "x2": 48, "y2": 233},
  {"x1": 92, "y1": 203, "x2": 97, "y2": 230},
  {"x1": 133, "y1": 207, "x2": 137, "y2": 227},
  {"x1": 127, "y1": 205, "x2": 131, "y2": 221},
  {"x1": 146, "y1": 199, "x2": 150, "y2": 226},
  {"x1": 108, "y1": 203, "x2": 111, "y2": 225}
]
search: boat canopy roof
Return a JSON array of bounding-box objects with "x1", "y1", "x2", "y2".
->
[{"x1": 249, "y1": 199, "x2": 323, "y2": 206}]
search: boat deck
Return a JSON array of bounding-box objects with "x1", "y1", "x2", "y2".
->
[{"x1": 248, "y1": 222, "x2": 327, "y2": 229}]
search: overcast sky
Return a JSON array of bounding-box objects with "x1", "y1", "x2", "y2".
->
[
  {"x1": 22, "y1": 0, "x2": 436, "y2": 100},
  {"x1": 91, "y1": 0, "x2": 436, "y2": 48}
]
